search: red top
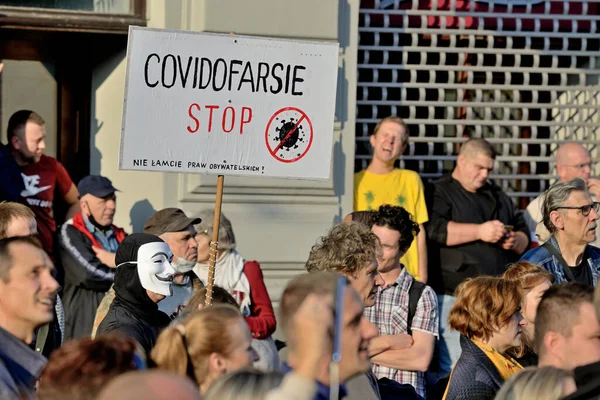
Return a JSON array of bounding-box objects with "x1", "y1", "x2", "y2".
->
[
  {"x1": 20, "y1": 155, "x2": 73, "y2": 257},
  {"x1": 239, "y1": 261, "x2": 277, "y2": 339}
]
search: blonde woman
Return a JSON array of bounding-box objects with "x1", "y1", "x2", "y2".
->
[
  {"x1": 206, "y1": 290, "x2": 335, "y2": 400},
  {"x1": 151, "y1": 304, "x2": 258, "y2": 395},
  {"x1": 494, "y1": 366, "x2": 576, "y2": 400},
  {"x1": 503, "y1": 261, "x2": 555, "y2": 366},
  {"x1": 193, "y1": 210, "x2": 278, "y2": 372}
]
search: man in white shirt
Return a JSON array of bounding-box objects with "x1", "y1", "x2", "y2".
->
[{"x1": 525, "y1": 142, "x2": 600, "y2": 246}]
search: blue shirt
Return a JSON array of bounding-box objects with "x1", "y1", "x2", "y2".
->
[
  {"x1": 280, "y1": 362, "x2": 347, "y2": 400},
  {"x1": 83, "y1": 215, "x2": 119, "y2": 252},
  {"x1": 0, "y1": 326, "x2": 46, "y2": 399}
]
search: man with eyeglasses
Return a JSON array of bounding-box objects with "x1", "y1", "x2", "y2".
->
[
  {"x1": 521, "y1": 178, "x2": 600, "y2": 286},
  {"x1": 525, "y1": 142, "x2": 600, "y2": 246}
]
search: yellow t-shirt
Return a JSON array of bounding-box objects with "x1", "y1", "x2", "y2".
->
[{"x1": 354, "y1": 169, "x2": 429, "y2": 279}]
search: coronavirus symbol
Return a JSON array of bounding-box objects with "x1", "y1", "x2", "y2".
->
[{"x1": 265, "y1": 107, "x2": 313, "y2": 163}]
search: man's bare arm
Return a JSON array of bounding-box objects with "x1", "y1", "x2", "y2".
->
[
  {"x1": 63, "y1": 184, "x2": 81, "y2": 220},
  {"x1": 371, "y1": 331, "x2": 435, "y2": 372},
  {"x1": 368, "y1": 334, "x2": 413, "y2": 357}
]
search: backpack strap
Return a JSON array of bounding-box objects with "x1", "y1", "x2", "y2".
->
[
  {"x1": 407, "y1": 279, "x2": 426, "y2": 335},
  {"x1": 34, "y1": 324, "x2": 49, "y2": 354},
  {"x1": 542, "y1": 240, "x2": 576, "y2": 282}
]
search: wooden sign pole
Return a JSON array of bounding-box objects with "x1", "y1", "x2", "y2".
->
[
  {"x1": 205, "y1": 31, "x2": 238, "y2": 307},
  {"x1": 204, "y1": 174, "x2": 225, "y2": 307}
]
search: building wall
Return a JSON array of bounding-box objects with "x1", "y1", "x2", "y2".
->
[
  {"x1": 1, "y1": 60, "x2": 57, "y2": 159},
  {"x1": 355, "y1": 1, "x2": 600, "y2": 208},
  {"x1": 90, "y1": 0, "x2": 359, "y2": 319}
]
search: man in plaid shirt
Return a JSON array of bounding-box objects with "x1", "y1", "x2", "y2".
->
[{"x1": 365, "y1": 205, "x2": 438, "y2": 398}]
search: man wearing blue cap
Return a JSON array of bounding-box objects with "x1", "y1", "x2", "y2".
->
[{"x1": 57, "y1": 175, "x2": 127, "y2": 340}]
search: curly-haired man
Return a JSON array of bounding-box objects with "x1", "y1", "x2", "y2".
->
[
  {"x1": 365, "y1": 205, "x2": 439, "y2": 398},
  {"x1": 306, "y1": 221, "x2": 384, "y2": 307},
  {"x1": 305, "y1": 221, "x2": 384, "y2": 400}
]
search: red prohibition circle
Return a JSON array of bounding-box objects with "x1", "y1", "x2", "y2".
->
[{"x1": 264, "y1": 107, "x2": 314, "y2": 163}]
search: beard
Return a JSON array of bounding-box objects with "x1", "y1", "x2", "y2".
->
[{"x1": 19, "y1": 149, "x2": 40, "y2": 164}]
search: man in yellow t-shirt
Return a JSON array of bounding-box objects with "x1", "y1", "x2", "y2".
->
[{"x1": 354, "y1": 116, "x2": 429, "y2": 282}]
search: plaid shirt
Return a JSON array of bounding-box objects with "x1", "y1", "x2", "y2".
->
[{"x1": 364, "y1": 268, "x2": 438, "y2": 398}]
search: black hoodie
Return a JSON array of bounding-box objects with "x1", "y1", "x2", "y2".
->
[{"x1": 96, "y1": 233, "x2": 172, "y2": 353}]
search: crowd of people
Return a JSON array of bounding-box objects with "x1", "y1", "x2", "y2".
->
[{"x1": 0, "y1": 109, "x2": 599, "y2": 400}]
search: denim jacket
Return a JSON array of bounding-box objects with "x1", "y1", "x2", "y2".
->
[{"x1": 519, "y1": 236, "x2": 600, "y2": 285}]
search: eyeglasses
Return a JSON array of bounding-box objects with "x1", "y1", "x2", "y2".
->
[
  {"x1": 566, "y1": 162, "x2": 596, "y2": 170},
  {"x1": 555, "y1": 202, "x2": 600, "y2": 216}
]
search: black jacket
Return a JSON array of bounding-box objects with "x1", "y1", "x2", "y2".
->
[
  {"x1": 444, "y1": 336, "x2": 504, "y2": 400},
  {"x1": 425, "y1": 176, "x2": 530, "y2": 294},
  {"x1": 57, "y1": 214, "x2": 126, "y2": 340},
  {"x1": 563, "y1": 361, "x2": 600, "y2": 400},
  {"x1": 96, "y1": 234, "x2": 171, "y2": 353}
]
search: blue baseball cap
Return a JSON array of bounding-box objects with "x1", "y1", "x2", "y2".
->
[{"x1": 78, "y1": 175, "x2": 119, "y2": 198}]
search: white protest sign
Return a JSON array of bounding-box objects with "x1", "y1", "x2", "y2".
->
[{"x1": 119, "y1": 27, "x2": 339, "y2": 180}]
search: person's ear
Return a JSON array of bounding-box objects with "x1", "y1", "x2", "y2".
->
[
  {"x1": 80, "y1": 198, "x2": 90, "y2": 216},
  {"x1": 208, "y1": 352, "x2": 227, "y2": 375},
  {"x1": 10, "y1": 135, "x2": 20, "y2": 151},
  {"x1": 544, "y1": 331, "x2": 564, "y2": 361},
  {"x1": 369, "y1": 133, "x2": 377, "y2": 149},
  {"x1": 550, "y1": 210, "x2": 564, "y2": 230}
]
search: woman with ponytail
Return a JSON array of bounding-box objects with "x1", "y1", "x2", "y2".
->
[{"x1": 151, "y1": 304, "x2": 258, "y2": 395}]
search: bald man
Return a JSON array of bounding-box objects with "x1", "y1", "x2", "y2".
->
[{"x1": 525, "y1": 142, "x2": 600, "y2": 246}]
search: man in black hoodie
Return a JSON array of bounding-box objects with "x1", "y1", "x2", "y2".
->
[{"x1": 96, "y1": 233, "x2": 176, "y2": 353}]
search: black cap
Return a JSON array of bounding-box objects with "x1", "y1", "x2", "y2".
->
[
  {"x1": 78, "y1": 175, "x2": 119, "y2": 198},
  {"x1": 143, "y1": 208, "x2": 201, "y2": 236}
]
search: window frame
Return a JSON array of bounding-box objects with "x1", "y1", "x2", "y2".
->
[{"x1": 0, "y1": 0, "x2": 145, "y2": 34}]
